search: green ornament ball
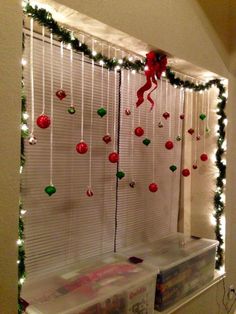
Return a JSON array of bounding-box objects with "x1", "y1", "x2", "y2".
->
[
  {"x1": 45, "y1": 185, "x2": 56, "y2": 196},
  {"x1": 68, "y1": 106, "x2": 76, "y2": 114},
  {"x1": 169, "y1": 165, "x2": 177, "y2": 172},
  {"x1": 199, "y1": 113, "x2": 207, "y2": 120},
  {"x1": 143, "y1": 138, "x2": 151, "y2": 146},
  {"x1": 97, "y1": 107, "x2": 107, "y2": 117},
  {"x1": 176, "y1": 135, "x2": 182, "y2": 141},
  {"x1": 116, "y1": 171, "x2": 125, "y2": 180}
]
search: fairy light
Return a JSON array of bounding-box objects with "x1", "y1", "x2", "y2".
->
[
  {"x1": 22, "y1": 112, "x2": 29, "y2": 120},
  {"x1": 21, "y1": 58, "x2": 27, "y2": 66}
]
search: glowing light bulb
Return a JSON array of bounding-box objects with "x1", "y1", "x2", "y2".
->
[
  {"x1": 144, "y1": 65, "x2": 149, "y2": 71},
  {"x1": 21, "y1": 209, "x2": 27, "y2": 215},
  {"x1": 17, "y1": 260, "x2": 20, "y2": 264},
  {"x1": 162, "y1": 72, "x2": 166, "y2": 77},
  {"x1": 99, "y1": 60, "x2": 104, "y2": 66},
  {"x1": 17, "y1": 239, "x2": 23, "y2": 246},
  {"x1": 223, "y1": 118, "x2": 228, "y2": 126},
  {"x1": 92, "y1": 50, "x2": 97, "y2": 56},
  {"x1": 131, "y1": 70, "x2": 136, "y2": 75},
  {"x1": 210, "y1": 214, "x2": 216, "y2": 226},
  {"x1": 19, "y1": 277, "x2": 25, "y2": 285},
  {"x1": 66, "y1": 43, "x2": 72, "y2": 50},
  {"x1": 118, "y1": 59, "x2": 123, "y2": 64},
  {"x1": 22, "y1": 112, "x2": 29, "y2": 120},
  {"x1": 19, "y1": 166, "x2": 23, "y2": 174},
  {"x1": 21, "y1": 124, "x2": 28, "y2": 132},
  {"x1": 21, "y1": 58, "x2": 27, "y2": 66},
  {"x1": 128, "y1": 56, "x2": 133, "y2": 61},
  {"x1": 115, "y1": 65, "x2": 121, "y2": 71}
]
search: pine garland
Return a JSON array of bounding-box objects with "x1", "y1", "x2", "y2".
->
[{"x1": 19, "y1": 2, "x2": 227, "y2": 311}]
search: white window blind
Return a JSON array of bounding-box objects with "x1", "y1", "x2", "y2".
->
[
  {"x1": 116, "y1": 71, "x2": 183, "y2": 248},
  {"x1": 22, "y1": 32, "x2": 184, "y2": 280}
]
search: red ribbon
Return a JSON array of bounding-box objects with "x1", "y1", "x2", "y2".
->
[{"x1": 136, "y1": 51, "x2": 167, "y2": 110}]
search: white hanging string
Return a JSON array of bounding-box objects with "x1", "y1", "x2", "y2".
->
[
  {"x1": 190, "y1": 88, "x2": 193, "y2": 128},
  {"x1": 206, "y1": 88, "x2": 210, "y2": 130},
  {"x1": 101, "y1": 43, "x2": 104, "y2": 107},
  {"x1": 203, "y1": 91, "x2": 206, "y2": 152},
  {"x1": 168, "y1": 84, "x2": 173, "y2": 138},
  {"x1": 152, "y1": 88, "x2": 157, "y2": 182},
  {"x1": 60, "y1": 42, "x2": 64, "y2": 90},
  {"x1": 194, "y1": 93, "x2": 198, "y2": 163},
  {"x1": 177, "y1": 88, "x2": 182, "y2": 135},
  {"x1": 127, "y1": 69, "x2": 130, "y2": 109},
  {"x1": 165, "y1": 80, "x2": 168, "y2": 113},
  {"x1": 70, "y1": 48, "x2": 73, "y2": 106},
  {"x1": 196, "y1": 92, "x2": 200, "y2": 137},
  {"x1": 89, "y1": 40, "x2": 95, "y2": 189},
  {"x1": 42, "y1": 26, "x2": 45, "y2": 114},
  {"x1": 131, "y1": 72, "x2": 136, "y2": 180},
  {"x1": 30, "y1": 18, "x2": 35, "y2": 135},
  {"x1": 138, "y1": 74, "x2": 141, "y2": 125},
  {"x1": 81, "y1": 35, "x2": 85, "y2": 140},
  {"x1": 159, "y1": 77, "x2": 163, "y2": 122},
  {"x1": 50, "y1": 32, "x2": 54, "y2": 186},
  {"x1": 106, "y1": 46, "x2": 111, "y2": 135},
  {"x1": 113, "y1": 49, "x2": 118, "y2": 151}
]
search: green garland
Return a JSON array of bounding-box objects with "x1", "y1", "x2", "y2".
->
[{"x1": 19, "y1": 2, "x2": 226, "y2": 312}]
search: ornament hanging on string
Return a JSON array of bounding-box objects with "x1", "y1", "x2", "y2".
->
[
  {"x1": 188, "y1": 128, "x2": 194, "y2": 135},
  {"x1": 45, "y1": 32, "x2": 56, "y2": 196},
  {"x1": 28, "y1": 19, "x2": 37, "y2": 144},
  {"x1": 169, "y1": 165, "x2": 177, "y2": 172},
  {"x1": 200, "y1": 153, "x2": 208, "y2": 161},
  {"x1": 192, "y1": 162, "x2": 198, "y2": 170},
  {"x1": 86, "y1": 39, "x2": 96, "y2": 197},
  {"x1": 129, "y1": 180, "x2": 136, "y2": 188},
  {"x1": 134, "y1": 126, "x2": 144, "y2": 137},
  {"x1": 158, "y1": 121, "x2": 164, "y2": 128},
  {"x1": 143, "y1": 138, "x2": 151, "y2": 146},
  {"x1": 125, "y1": 108, "x2": 131, "y2": 116},
  {"x1": 116, "y1": 170, "x2": 125, "y2": 180},
  {"x1": 56, "y1": 42, "x2": 67, "y2": 100},
  {"x1": 176, "y1": 88, "x2": 183, "y2": 143},
  {"x1": 162, "y1": 111, "x2": 170, "y2": 120},
  {"x1": 182, "y1": 168, "x2": 190, "y2": 177},
  {"x1": 200, "y1": 90, "x2": 208, "y2": 162},
  {"x1": 180, "y1": 113, "x2": 185, "y2": 120},
  {"x1": 76, "y1": 35, "x2": 88, "y2": 155},
  {"x1": 165, "y1": 140, "x2": 174, "y2": 150},
  {"x1": 67, "y1": 44, "x2": 76, "y2": 114},
  {"x1": 97, "y1": 43, "x2": 107, "y2": 118},
  {"x1": 157, "y1": 77, "x2": 164, "y2": 127},
  {"x1": 129, "y1": 67, "x2": 136, "y2": 188},
  {"x1": 136, "y1": 51, "x2": 167, "y2": 110},
  {"x1": 103, "y1": 134, "x2": 112, "y2": 144},
  {"x1": 36, "y1": 26, "x2": 51, "y2": 130},
  {"x1": 149, "y1": 182, "x2": 158, "y2": 192}
]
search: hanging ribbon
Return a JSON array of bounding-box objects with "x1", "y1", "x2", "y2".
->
[{"x1": 136, "y1": 51, "x2": 167, "y2": 110}]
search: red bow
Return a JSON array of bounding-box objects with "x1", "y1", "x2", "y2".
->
[{"x1": 136, "y1": 51, "x2": 167, "y2": 110}]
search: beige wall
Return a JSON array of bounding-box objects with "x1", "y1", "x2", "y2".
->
[
  {"x1": 1, "y1": 0, "x2": 236, "y2": 313},
  {"x1": 0, "y1": 1, "x2": 22, "y2": 314}
]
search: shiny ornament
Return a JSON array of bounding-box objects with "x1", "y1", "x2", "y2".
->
[
  {"x1": 176, "y1": 135, "x2": 182, "y2": 141},
  {"x1": 125, "y1": 108, "x2": 131, "y2": 116},
  {"x1": 196, "y1": 135, "x2": 201, "y2": 141},
  {"x1": 108, "y1": 152, "x2": 119, "y2": 163},
  {"x1": 149, "y1": 182, "x2": 158, "y2": 192},
  {"x1": 199, "y1": 113, "x2": 206, "y2": 120},
  {"x1": 116, "y1": 171, "x2": 125, "y2": 180},
  {"x1": 200, "y1": 153, "x2": 208, "y2": 161},
  {"x1": 162, "y1": 112, "x2": 170, "y2": 120},
  {"x1": 143, "y1": 138, "x2": 151, "y2": 146},
  {"x1": 103, "y1": 134, "x2": 112, "y2": 144},
  {"x1": 206, "y1": 127, "x2": 211, "y2": 134},
  {"x1": 182, "y1": 168, "x2": 190, "y2": 177},
  {"x1": 76, "y1": 141, "x2": 88, "y2": 154},
  {"x1": 169, "y1": 165, "x2": 177, "y2": 172},
  {"x1": 55, "y1": 89, "x2": 66, "y2": 100},
  {"x1": 165, "y1": 140, "x2": 174, "y2": 150},
  {"x1": 68, "y1": 105, "x2": 76, "y2": 114},
  {"x1": 28, "y1": 135, "x2": 37, "y2": 145},
  {"x1": 86, "y1": 188, "x2": 94, "y2": 197},
  {"x1": 45, "y1": 185, "x2": 56, "y2": 196},
  {"x1": 134, "y1": 127, "x2": 144, "y2": 137},
  {"x1": 158, "y1": 121, "x2": 164, "y2": 128},
  {"x1": 180, "y1": 114, "x2": 185, "y2": 120},
  {"x1": 129, "y1": 180, "x2": 136, "y2": 188},
  {"x1": 188, "y1": 128, "x2": 194, "y2": 135},
  {"x1": 97, "y1": 107, "x2": 107, "y2": 117},
  {"x1": 192, "y1": 163, "x2": 198, "y2": 170},
  {"x1": 36, "y1": 114, "x2": 51, "y2": 129}
]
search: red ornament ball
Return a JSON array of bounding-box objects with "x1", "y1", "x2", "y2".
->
[
  {"x1": 125, "y1": 108, "x2": 131, "y2": 116},
  {"x1": 180, "y1": 114, "x2": 185, "y2": 120},
  {"x1": 165, "y1": 140, "x2": 174, "y2": 150},
  {"x1": 55, "y1": 89, "x2": 67, "y2": 100},
  {"x1": 108, "y1": 152, "x2": 119, "y2": 163},
  {"x1": 149, "y1": 182, "x2": 158, "y2": 192},
  {"x1": 86, "y1": 188, "x2": 94, "y2": 197},
  {"x1": 200, "y1": 153, "x2": 208, "y2": 161},
  {"x1": 196, "y1": 135, "x2": 201, "y2": 141},
  {"x1": 182, "y1": 168, "x2": 190, "y2": 177},
  {"x1": 188, "y1": 128, "x2": 194, "y2": 135},
  {"x1": 134, "y1": 127, "x2": 144, "y2": 137},
  {"x1": 36, "y1": 114, "x2": 51, "y2": 129},
  {"x1": 163, "y1": 112, "x2": 170, "y2": 120},
  {"x1": 76, "y1": 141, "x2": 88, "y2": 154},
  {"x1": 103, "y1": 134, "x2": 112, "y2": 144}
]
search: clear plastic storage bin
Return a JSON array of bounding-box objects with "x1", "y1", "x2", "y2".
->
[
  {"x1": 22, "y1": 254, "x2": 157, "y2": 314},
  {"x1": 120, "y1": 233, "x2": 218, "y2": 311}
]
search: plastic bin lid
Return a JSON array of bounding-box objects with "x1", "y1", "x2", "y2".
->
[
  {"x1": 119, "y1": 233, "x2": 218, "y2": 272},
  {"x1": 22, "y1": 253, "x2": 157, "y2": 314}
]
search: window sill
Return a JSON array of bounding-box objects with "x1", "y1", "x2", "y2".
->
[{"x1": 155, "y1": 270, "x2": 225, "y2": 314}]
